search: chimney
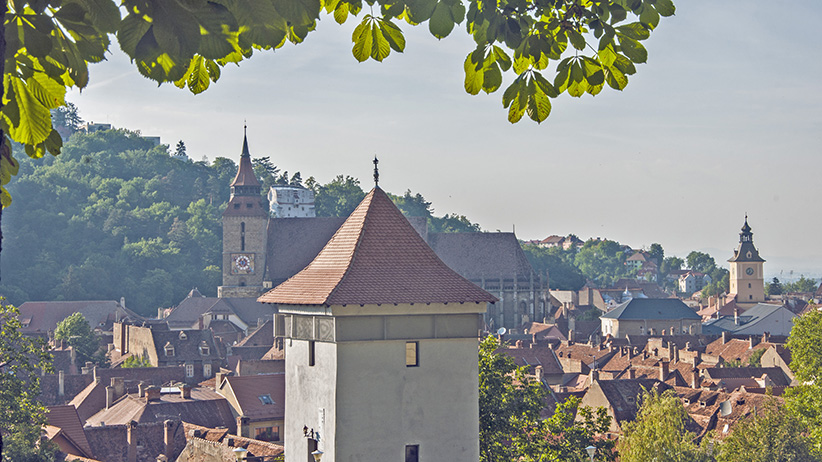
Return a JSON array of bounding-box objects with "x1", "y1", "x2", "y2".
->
[
  {"x1": 734, "y1": 308, "x2": 739, "y2": 326},
  {"x1": 691, "y1": 368, "x2": 699, "y2": 389},
  {"x1": 146, "y1": 386, "x2": 161, "y2": 402},
  {"x1": 215, "y1": 372, "x2": 225, "y2": 389},
  {"x1": 180, "y1": 384, "x2": 191, "y2": 400},
  {"x1": 93, "y1": 365, "x2": 98, "y2": 382},
  {"x1": 198, "y1": 316, "x2": 204, "y2": 330},
  {"x1": 138, "y1": 381, "x2": 147, "y2": 398},
  {"x1": 628, "y1": 368, "x2": 635, "y2": 379},
  {"x1": 535, "y1": 365, "x2": 544, "y2": 383},
  {"x1": 106, "y1": 386, "x2": 116, "y2": 409},
  {"x1": 515, "y1": 340, "x2": 523, "y2": 348},
  {"x1": 158, "y1": 308, "x2": 165, "y2": 319},
  {"x1": 749, "y1": 335, "x2": 757, "y2": 349},
  {"x1": 659, "y1": 361, "x2": 669, "y2": 381},
  {"x1": 127, "y1": 421, "x2": 138, "y2": 462},
  {"x1": 762, "y1": 332, "x2": 768, "y2": 344},
  {"x1": 722, "y1": 331, "x2": 729, "y2": 344},
  {"x1": 590, "y1": 369, "x2": 600, "y2": 384},
  {"x1": 112, "y1": 377, "x2": 125, "y2": 399},
  {"x1": 237, "y1": 417, "x2": 250, "y2": 438},
  {"x1": 58, "y1": 370, "x2": 65, "y2": 397},
  {"x1": 164, "y1": 420, "x2": 174, "y2": 459},
  {"x1": 119, "y1": 323, "x2": 127, "y2": 354}
]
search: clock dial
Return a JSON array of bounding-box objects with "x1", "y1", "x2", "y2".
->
[
  {"x1": 745, "y1": 267, "x2": 754, "y2": 276},
  {"x1": 231, "y1": 253, "x2": 255, "y2": 274}
]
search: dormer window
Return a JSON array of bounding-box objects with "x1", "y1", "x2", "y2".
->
[
  {"x1": 259, "y1": 394, "x2": 274, "y2": 405},
  {"x1": 178, "y1": 331, "x2": 187, "y2": 340},
  {"x1": 199, "y1": 342, "x2": 210, "y2": 356},
  {"x1": 165, "y1": 343, "x2": 175, "y2": 357}
]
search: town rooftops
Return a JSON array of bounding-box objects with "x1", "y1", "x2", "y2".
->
[
  {"x1": 601, "y1": 298, "x2": 701, "y2": 321},
  {"x1": 258, "y1": 187, "x2": 497, "y2": 306},
  {"x1": 427, "y1": 231, "x2": 535, "y2": 280},
  {"x1": 18, "y1": 300, "x2": 142, "y2": 335},
  {"x1": 219, "y1": 374, "x2": 285, "y2": 421},
  {"x1": 702, "y1": 303, "x2": 795, "y2": 335}
]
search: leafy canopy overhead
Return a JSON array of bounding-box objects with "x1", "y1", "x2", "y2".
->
[{"x1": 1, "y1": 0, "x2": 674, "y2": 206}]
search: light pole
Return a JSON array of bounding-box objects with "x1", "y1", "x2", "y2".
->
[
  {"x1": 585, "y1": 445, "x2": 596, "y2": 462},
  {"x1": 311, "y1": 449, "x2": 323, "y2": 462}
]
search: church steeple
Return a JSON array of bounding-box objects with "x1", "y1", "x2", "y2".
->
[{"x1": 230, "y1": 125, "x2": 261, "y2": 198}]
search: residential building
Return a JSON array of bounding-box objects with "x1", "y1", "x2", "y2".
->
[
  {"x1": 216, "y1": 374, "x2": 286, "y2": 442},
  {"x1": 600, "y1": 298, "x2": 702, "y2": 338},
  {"x1": 702, "y1": 303, "x2": 796, "y2": 337},
  {"x1": 268, "y1": 184, "x2": 316, "y2": 218}
]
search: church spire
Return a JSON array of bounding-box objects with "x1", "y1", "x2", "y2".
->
[{"x1": 230, "y1": 125, "x2": 261, "y2": 198}]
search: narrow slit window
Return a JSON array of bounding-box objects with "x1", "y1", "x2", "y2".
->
[
  {"x1": 406, "y1": 341, "x2": 418, "y2": 367},
  {"x1": 405, "y1": 444, "x2": 419, "y2": 462},
  {"x1": 308, "y1": 340, "x2": 315, "y2": 367}
]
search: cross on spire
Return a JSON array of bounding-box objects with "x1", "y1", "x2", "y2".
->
[{"x1": 373, "y1": 156, "x2": 380, "y2": 187}]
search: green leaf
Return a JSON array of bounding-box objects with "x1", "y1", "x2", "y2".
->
[
  {"x1": 28, "y1": 73, "x2": 66, "y2": 110},
  {"x1": 567, "y1": 61, "x2": 587, "y2": 97},
  {"x1": 604, "y1": 64, "x2": 627, "y2": 90},
  {"x1": 351, "y1": 19, "x2": 373, "y2": 62},
  {"x1": 526, "y1": 86, "x2": 551, "y2": 123},
  {"x1": 502, "y1": 78, "x2": 523, "y2": 108},
  {"x1": 533, "y1": 71, "x2": 558, "y2": 98},
  {"x1": 616, "y1": 22, "x2": 650, "y2": 40},
  {"x1": 379, "y1": 18, "x2": 406, "y2": 52},
  {"x1": 185, "y1": 55, "x2": 211, "y2": 93},
  {"x1": 567, "y1": 29, "x2": 585, "y2": 51},
  {"x1": 507, "y1": 91, "x2": 526, "y2": 123},
  {"x1": 492, "y1": 46, "x2": 511, "y2": 71},
  {"x1": 333, "y1": 1, "x2": 350, "y2": 23},
  {"x1": 482, "y1": 63, "x2": 502, "y2": 93},
  {"x1": 654, "y1": 0, "x2": 676, "y2": 17},
  {"x1": 429, "y1": 2, "x2": 455, "y2": 39},
  {"x1": 370, "y1": 22, "x2": 391, "y2": 61},
  {"x1": 463, "y1": 53, "x2": 483, "y2": 95},
  {"x1": 639, "y1": 4, "x2": 660, "y2": 29},
  {"x1": 619, "y1": 36, "x2": 647, "y2": 63},
  {"x1": 407, "y1": 0, "x2": 437, "y2": 23},
  {"x1": 7, "y1": 77, "x2": 52, "y2": 146}
]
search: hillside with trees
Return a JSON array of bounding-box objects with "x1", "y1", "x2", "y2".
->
[{"x1": 0, "y1": 129, "x2": 480, "y2": 316}]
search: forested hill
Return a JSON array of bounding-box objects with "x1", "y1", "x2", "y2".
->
[{"x1": 0, "y1": 129, "x2": 480, "y2": 316}]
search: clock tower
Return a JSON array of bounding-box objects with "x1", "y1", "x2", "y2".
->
[
  {"x1": 728, "y1": 217, "x2": 765, "y2": 309},
  {"x1": 218, "y1": 128, "x2": 269, "y2": 298}
]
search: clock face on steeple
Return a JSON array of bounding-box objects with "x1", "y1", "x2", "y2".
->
[
  {"x1": 231, "y1": 253, "x2": 255, "y2": 274},
  {"x1": 746, "y1": 267, "x2": 754, "y2": 276}
]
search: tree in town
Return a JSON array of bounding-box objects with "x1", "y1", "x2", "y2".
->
[
  {"x1": 479, "y1": 335, "x2": 613, "y2": 461},
  {"x1": 175, "y1": 140, "x2": 187, "y2": 158},
  {"x1": 784, "y1": 275, "x2": 818, "y2": 294},
  {"x1": 618, "y1": 388, "x2": 710, "y2": 462},
  {"x1": 54, "y1": 312, "x2": 100, "y2": 366},
  {"x1": 648, "y1": 243, "x2": 664, "y2": 267},
  {"x1": 714, "y1": 397, "x2": 819, "y2": 462},
  {"x1": 785, "y1": 308, "x2": 822, "y2": 452},
  {"x1": 766, "y1": 277, "x2": 783, "y2": 296},
  {"x1": 574, "y1": 239, "x2": 633, "y2": 288},
  {"x1": 310, "y1": 175, "x2": 366, "y2": 217},
  {"x1": 686, "y1": 251, "x2": 716, "y2": 274},
  {"x1": 122, "y1": 355, "x2": 153, "y2": 368},
  {"x1": 521, "y1": 243, "x2": 586, "y2": 291},
  {"x1": 0, "y1": 302, "x2": 55, "y2": 461}
]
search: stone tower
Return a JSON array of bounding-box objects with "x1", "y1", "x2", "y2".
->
[
  {"x1": 728, "y1": 217, "x2": 765, "y2": 309},
  {"x1": 260, "y1": 185, "x2": 496, "y2": 462},
  {"x1": 218, "y1": 130, "x2": 269, "y2": 298}
]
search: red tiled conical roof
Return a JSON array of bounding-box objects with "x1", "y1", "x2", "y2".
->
[
  {"x1": 231, "y1": 133, "x2": 261, "y2": 187},
  {"x1": 258, "y1": 187, "x2": 497, "y2": 306}
]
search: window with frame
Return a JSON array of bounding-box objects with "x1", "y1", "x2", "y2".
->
[
  {"x1": 186, "y1": 364, "x2": 194, "y2": 378},
  {"x1": 203, "y1": 363, "x2": 212, "y2": 378},
  {"x1": 406, "y1": 341, "x2": 418, "y2": 367},
  {"x1": 164, "y1": 344, "x2": 175, "y2": 357},
  {"x1": 405, "y1": 444, "x2": 419, "y2": 462},
  {"x1": 255, "y1": 426, "x2": 280, "y2": 442}
]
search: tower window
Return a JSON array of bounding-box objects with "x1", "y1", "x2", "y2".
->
[
  {"x1": 308, "y1": 340, "x2": 315, "y2": 367},
  {"x1": 749, "y1": 295, "x2": 753, "y2": 300},
  {"x1": 406, "y1": 341, "x2": 419, "y2": 367},
  {"x1": 405, "y1": 445, "x2": 419, "y2": 462},
  {"x1": 748, "y1": 283, "x2": 751, "y2": 288},
  {"x1": 241, "y1": 222, "x2": 245, "y2": 251}
]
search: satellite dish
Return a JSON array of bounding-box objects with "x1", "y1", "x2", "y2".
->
[{"x1": 497, "y1": 327, "x2": 507, "y2": 336}]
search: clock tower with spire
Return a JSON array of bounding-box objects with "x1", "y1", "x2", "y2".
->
[
  {"x1": 728, "y1": 216, "x2": 765, "y2": 309},
  {"x1": 218, "y1": 128, "x2": 269, "y2": 298}
]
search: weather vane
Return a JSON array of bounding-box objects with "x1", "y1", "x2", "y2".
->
[{"x1": 373, "y1": 156, "x2": 379, "y2": 187}]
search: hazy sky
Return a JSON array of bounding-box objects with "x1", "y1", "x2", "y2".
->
[{"x1": 66, "y1": 1, "x2": 821, "y2": 279}]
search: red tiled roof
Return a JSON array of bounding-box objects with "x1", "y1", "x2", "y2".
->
[
  {"x1": 259, "y1": 187, "x2": 497, "y2": 306},
  {"x1": 222, "y1": 374, "x2": 285, "y2": 420},
  {"x1": 47, "y1": 405, "x2": 93, "y2": 457},
  {"x1": 231, "y1": 135, "x2": 260, "y2": 187}
]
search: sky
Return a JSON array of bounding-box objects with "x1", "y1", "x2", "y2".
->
[{"x1": 66, "y1": 1, "x2": 821, "y2": 280}]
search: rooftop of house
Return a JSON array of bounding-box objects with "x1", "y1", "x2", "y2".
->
[
  {"x1": 182, "y1": 422, "x2": 285, "y2": 459},
  {"x1": 18, "y1": 300, "x2": 143, "y2": 335},
  {"x1": 601, "y1": 298, "x2": 701, "y2": 321},
  {"x1": 86, "y1": 387, "x2": 236, "y2": 432},
  {"x1": 219, "y1": 374, "x2": 286, "y2": 421},
  {"x1": 259, "y1": 187, "x2": 497, "y2": 306},
  {"x1": 702, "y1": 303, "x2": 796, "y2": 335},
  {"x1": 164, "y1": 295, "x2": 272, "y2": 330},
  {"x1": 497, "y1": 343, "x2": 564, "y2": 376},
  {"x1": 47, "y1": 405, "x2": 93, "y2": 457},
  {"x1": 588, "y1": 378, "x2": 672, "y2": 425},
  {"x1": 427, "y1": 231, "x2": 537, "y2": 280}
]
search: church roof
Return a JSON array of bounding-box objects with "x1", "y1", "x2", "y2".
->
[
  {"x1": 258, "y1": 187, "x2": 497, "y2": 306},
  {"x1": 427, "y1": 232, "x2": 535, "y2": 280},
  {"x1": 231, "y1": 133, "x2": 260, "y2": 188}
]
